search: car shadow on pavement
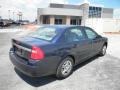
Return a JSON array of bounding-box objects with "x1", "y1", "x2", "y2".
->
[
  {"x1": 14, "y1": 68, "x2": 57, "y2": 87},
  {"x1": 14, "y1": 55, "x2": 99, "y2": 87}
]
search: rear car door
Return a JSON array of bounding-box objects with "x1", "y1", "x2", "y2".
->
[
  {"x1": 84, "y1": 27, "x2": 103, "y2": 55},
  {"x1": 62, "y1": 27, "x2": 92, "y2": 64}
]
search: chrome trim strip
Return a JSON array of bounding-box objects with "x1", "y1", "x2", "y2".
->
[{"x1": 13, "y1": 43, "x2": 31, "y2": 52}]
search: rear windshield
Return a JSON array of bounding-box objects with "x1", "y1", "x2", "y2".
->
[{"x1": 28, "y1": 27, "x2": 59, "y2": 41}]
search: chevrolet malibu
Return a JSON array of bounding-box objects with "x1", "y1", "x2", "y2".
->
[{"x1": 9, "y1": 25, "x2": 108, "y2": 79}]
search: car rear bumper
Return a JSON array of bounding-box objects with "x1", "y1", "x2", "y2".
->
[{"x1": 9, "y1": 51, "x2": 56, "y2": 77}]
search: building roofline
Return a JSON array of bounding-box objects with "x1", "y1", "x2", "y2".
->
[
  {"x1": 49, "y1": 3, "x2": 80, "y2": 7},
  {"x1": 49, "y1": 3, "x2": 113, "y2": 9}
]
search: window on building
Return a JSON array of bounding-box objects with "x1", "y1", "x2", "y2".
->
[
  {"x1": 70, "y1": 19, "x2": 81, "y2": 25},
  {"x1": 43, "y1": 16, "x2": 50, "y2": 24},
  {"x1": 55, "y1": 19, "x2": 63, "y2": 24},
  {"x1": 70, "y1": 19, "x2": 76, "y2": 25},
  {"x1": 89, "y1": 6, "x2": 102, "y2": 18}
]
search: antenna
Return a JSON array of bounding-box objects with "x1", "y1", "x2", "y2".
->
[{"x1": 0, "y1": 6, "x2": 1, "y2": 19}]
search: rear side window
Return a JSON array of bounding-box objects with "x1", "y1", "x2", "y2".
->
[
  {"x1": 64, "y1": 28, "x2": 85, "y2": 42},
  {"x1": 85, "y1": 28, "x2": 97, "y2": 39}
]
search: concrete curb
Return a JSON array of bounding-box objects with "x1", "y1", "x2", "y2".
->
[{"x1": 104, "y1": 32, "x2": 120, "y2": 34}]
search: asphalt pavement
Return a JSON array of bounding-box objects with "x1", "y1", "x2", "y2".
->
[{"x1": 0, "y1": 31, "x2": 120, "y2": 90}]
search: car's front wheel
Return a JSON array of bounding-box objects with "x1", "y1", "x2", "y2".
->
[
  {"x1": 56, "y1": 57, "x2": 74, "y2": 79},
  {"x1": 100, "y1": 45, "x2": 107, "y2": 56}
]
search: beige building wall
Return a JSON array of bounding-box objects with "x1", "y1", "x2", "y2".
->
[
  {"x1": 40, "y1": 16, "x2": 43, "y2": 24},
  {"x1": 50, "y1": 15, "x2": 55, "y2": 25},
  {"x1": 66, "y1": 16, "x2": 71, "y2": 25},
  {"x1": 61, "y1": 16, "x2": 66, "y2": 24},
  {"x1": 80, "y1": 3, "x2": 89, "y2": 26},
  {"x1": 37, "y1": 15, "x2": 40, "y2": 24}
]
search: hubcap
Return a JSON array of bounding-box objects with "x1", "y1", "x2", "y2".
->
[
  {"x1": 61, "y1": 60, "x2": 72, "y2": 76},
  {"x1": 102, "y1": 46, "x2": 107, "y2": 55}
]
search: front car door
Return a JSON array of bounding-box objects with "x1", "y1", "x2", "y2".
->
[
  {"x1": 62, "y1": 27, "x2": 92, "y2": 64},
  {"x1": 84, "y1": 27, "x2": 103, "y2": 55}
]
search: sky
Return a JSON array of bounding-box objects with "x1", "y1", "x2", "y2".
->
[{"x1": 0, "y1": 0, "x2": 120, "y2": 21}]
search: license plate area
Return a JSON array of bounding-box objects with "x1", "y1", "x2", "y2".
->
[
  {"x1": 15, "y1": 46, "x2": 23, "y2": 56},
  {"x1": 13, "y1": 42, "x2": 31, "y2": 60}
]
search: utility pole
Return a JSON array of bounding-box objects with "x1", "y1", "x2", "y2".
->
[
  {"x1": 14, "y1": 12, "x2": 18, "y2": 21},
  {"x1": 19, "y1": 12, "x2": 22, "y2": 21},
  {"x1": 8, "y1": 10, "x2": 11, "y2": 20},
  {"x1": 21, "y1": 12, "x2": 23, "y2": 20},
  {"x1": 0, "y1": 5, "x2": 1, "y2": 19},
  {"x1": 17, "y1": 12, "x2": 23, "y2": 21},
  {"x1": 13, "y1": 12, "x2": 15, "y2": 21}
]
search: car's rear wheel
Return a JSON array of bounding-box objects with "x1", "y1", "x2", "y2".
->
[
  {"x1": 100, "y1": 45, "x2": 107, "y2": 56},
  {"x1": 56, "y1": 57, "x2": 74, "y2": 79}
]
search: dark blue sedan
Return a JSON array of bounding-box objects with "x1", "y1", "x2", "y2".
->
[{"x1": 9, "y1": 25, "x2": 108, "y2": 79}]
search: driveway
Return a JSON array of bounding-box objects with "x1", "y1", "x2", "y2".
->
[{"x1": 0, "y1": 31, "x2": 120, "y2": 90}]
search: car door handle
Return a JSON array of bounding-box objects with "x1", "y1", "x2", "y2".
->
[
  {"x1": 72, "y1": 44, "x2": 78, "y2": 48},
  {"x1": 93, "y1": 41, "x2": 98, "y2": 43},
  {"x1": 93, "y1": 39, "x2": 99, "y2": 43}
]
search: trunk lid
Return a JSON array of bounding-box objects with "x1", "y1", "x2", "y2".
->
[{"x1": 12, "y1": 36, "x2": 50, "y2": 60}]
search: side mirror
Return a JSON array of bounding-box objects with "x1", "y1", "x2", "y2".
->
[{"x1": 96, "y1": 35, "x2": 101, "y2": 38}]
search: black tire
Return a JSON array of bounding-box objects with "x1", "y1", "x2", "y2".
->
[
  {"x1": 56, "y1": 57, "x2": 74, "y2": 79},
  {"x1": 99, "y1": 45, "x2": 107, "y2": 56}
]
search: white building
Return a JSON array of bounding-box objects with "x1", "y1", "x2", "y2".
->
[
  {"x1": 37, "y1": 2, "x2": 113, "y2": 26},
  {"x1": 37, "y1": 2, "x2": 120, "y2": 33}
]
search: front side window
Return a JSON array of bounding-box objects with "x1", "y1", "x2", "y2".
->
[
  {"x1": 85, "y1": 28, "x2": 97, "y2": 39},
  {"x1": 64, "y1": 28, "x2": 85, "y2": 42}
]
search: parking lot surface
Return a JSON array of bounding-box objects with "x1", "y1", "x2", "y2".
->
[{"x1": 0, "y1": 31, "x2": 120, "y2": 90}]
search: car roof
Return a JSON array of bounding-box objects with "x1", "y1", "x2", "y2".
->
[{"x1": 40, "y1": 25, "x2": 85, "y2": 30}]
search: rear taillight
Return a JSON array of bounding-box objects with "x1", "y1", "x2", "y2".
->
[{"x1": 30, "y1": 46, "x2": 44, "y2": 60}]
